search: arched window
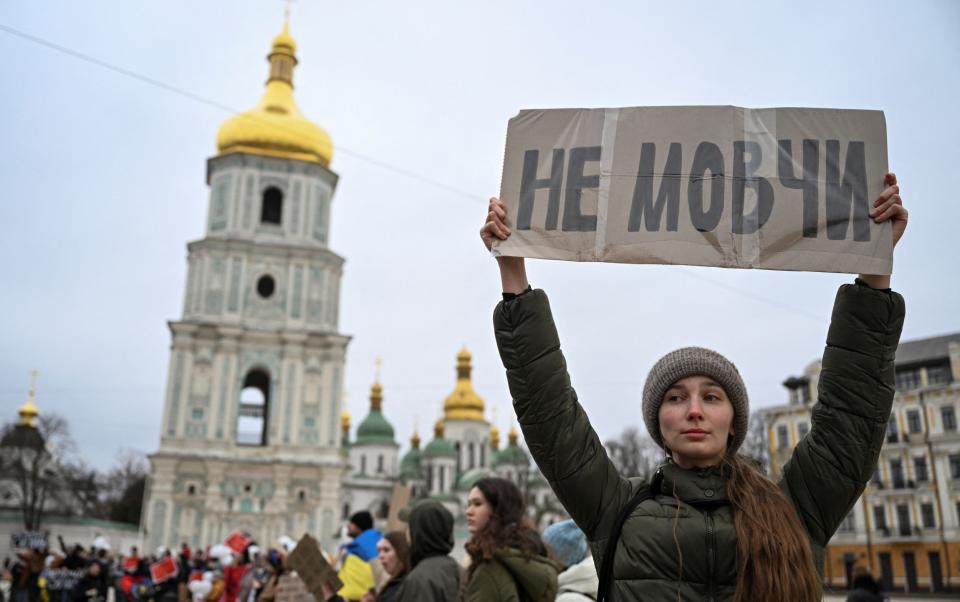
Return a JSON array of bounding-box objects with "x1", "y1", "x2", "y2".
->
[
  {"x1": 468, "y1": 443, "x2": 475, "y2": 469},
  {"x1": 455, "y1": 442, "x2": 462, "y2": 473},
  {"x1": 377, "y1": 455, "x2": 384, "y2": 473},
  {"x1": 360, "y1": 456, "x2": 367, "y2": 474},
  {"x1": 261, "y1": 187, "x2": 283, "y2": 225},
  {"x1": 237, "y1": 369, "x2": 270, "y2": 446}
]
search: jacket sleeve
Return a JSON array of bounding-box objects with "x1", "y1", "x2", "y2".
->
[
  {"x1": 779, "y1": 282, "x2": 905, "y2": 547},
  {"x1": 493, "y1": 289, "x2": 635, "y2": 541}
]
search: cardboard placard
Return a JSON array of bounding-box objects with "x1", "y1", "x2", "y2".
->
[
  {"x1": 286, "y1": 534, "x2": 343, "y2": 598},
  {"x1": 495, "y1": 106, "x2": 891, "y2": 275},
  {"x1": 386, "y1": 484, "x2": 412, "y2": 533}
]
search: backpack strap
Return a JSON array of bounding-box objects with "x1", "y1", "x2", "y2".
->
[{"x1": 596, "y1": 468, "x2": 663, "y2": 602}]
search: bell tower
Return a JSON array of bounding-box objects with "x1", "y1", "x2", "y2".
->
[{"x1": 143, "y1": 19, "x2": 348, "y2": 552}]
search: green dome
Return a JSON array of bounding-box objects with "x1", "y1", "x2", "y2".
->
[
  {"x1": 493, "y1": 443, "x2": 529, "y2": 468},
  {"x1": 400, "y1": 447, "x2": 422, "y2": 480},
  {"x1": 355, "y1": 410, "x2": 395, "y2": 445},
  {"x1": 423, "y1": 437, "x2": 457, "y2": 459},
  {"x1": 457, "y1": 467, "x2": 490, "y2": 491}
]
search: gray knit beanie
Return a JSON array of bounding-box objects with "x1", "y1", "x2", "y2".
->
[{"x1": 642, "y1": 347, "x2": 749, "y2": 453}]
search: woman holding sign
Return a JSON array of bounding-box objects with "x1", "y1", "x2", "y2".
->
[{"x1": 480, "y1": 174, "x2": 907, "y2": 601}]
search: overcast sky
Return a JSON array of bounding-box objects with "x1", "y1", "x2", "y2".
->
[{"x1": 1, "y1": 1, "x2": 958, "y2": 470}]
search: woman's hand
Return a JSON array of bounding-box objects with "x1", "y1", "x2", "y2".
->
[
  {"x1": 480, "y1": 197, "x2": 529, "y2": 294},
  {"x1": 859, "y1": 172, "x2": 908, "y2": 289}
]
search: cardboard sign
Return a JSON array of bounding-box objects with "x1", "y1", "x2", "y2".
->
[
  {"x1": 10, "y1": 531, "x2": 47, "y2": 551},
  {"x1": 123, "y1": 556, "x2": 140, "y2": 572},
  {"x1": 386, "y1": 484, "x2": 412, "y2": 533},
  {"x1": 286, "y1": 534, "x2": 343, "y2": 598},
  {"x1": 495, "y1": 106, "x2": 891, "y2": 275},
  {"x1": 150, "y1": 556, "x2": 178, "y2": 583},
  {"x1": 274, "y1": 574, "x2": 315, "y2": 602},
  {"x1": 225, "y1": 530, "x2": 251, "y2": 555}
]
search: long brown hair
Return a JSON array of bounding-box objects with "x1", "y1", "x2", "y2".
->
[
  {"x1": 721, "y1": 454, "x2": 821, "y2": 602},
  {"x1": 464, "y1": 478, "x2": 541, "y2": 581},
  {"x1": 381, "y1": 531, "x2": 411, "y2": 580}
]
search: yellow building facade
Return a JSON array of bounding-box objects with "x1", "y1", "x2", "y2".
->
[{"x1": 765, "y1": 333, "x2": 960, "y2": 593}]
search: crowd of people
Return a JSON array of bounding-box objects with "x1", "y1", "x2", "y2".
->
[{"x1": 0, "y1": 478, "x2": 598, "y2": 602}]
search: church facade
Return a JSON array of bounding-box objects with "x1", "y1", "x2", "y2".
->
[{"x1": 142, "y1": 23, "x2": 348, "y2": 553}]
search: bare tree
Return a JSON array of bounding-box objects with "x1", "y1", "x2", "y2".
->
[
  {"x1": 741, "y1": 410, "x2": 770, "y2": 475},
  {"x1": 1, "y1": 414, "x2": 67, "y2": 531},
  {"x1": 101, "y1": 449, "x2": 149, "y2": 524},
  {"x1": 604, "y1": 426, "x2": 664, "y2": 480}
]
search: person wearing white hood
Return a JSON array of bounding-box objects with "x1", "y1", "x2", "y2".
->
[{"x1": 542, "y1": 521, "x2": 598, "y2": 602}]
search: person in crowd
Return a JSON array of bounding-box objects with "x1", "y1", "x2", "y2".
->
[
  {"x1": 480, "y1": 172, "x2": 908, "y2": 601},
  {"x1": 71, "y1": 561, "x2": 105, "y2": 602},
  {"x1": 360, "y1": 531, "x2": 410, "y2": 602},
  {"x1": 337, "y1": 511, "x2": 383, "y2": 601},
  {"x1": 10, "y1": 549, "x2": 44, "y2": 602},
  {"x1": 845, "y1": 567, "x2": 888, "y2": 602},
  {"x1": 394, "y1": 500, "x2": 461, "y2": 602},
  {"x1": 462, "y1": 478, "x2": 557, "y2": 601},
  {"x1": 221, "y1": 546, "x2": 252, "y2": 602},
  {"x1": 542, "y1": 520, "x2": 596, "y2": 602}
]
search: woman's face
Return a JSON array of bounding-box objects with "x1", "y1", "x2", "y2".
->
[
  {"x1": 658, "y1": 375, "x2": 735, "y2": 468},
  {"x1": 376, "y1": 538, "x2": 399, "y2": 576},
  {"x1": 465, "y1": 487, "x2": 493, "y2": 534}
]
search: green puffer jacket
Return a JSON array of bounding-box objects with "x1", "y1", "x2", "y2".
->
[
  {"x1": 493, "y1": 283, "x2": 905, "y2": 601},
  {"x1": 463, "y1": 549, "x2": 559, "y2": 602}
]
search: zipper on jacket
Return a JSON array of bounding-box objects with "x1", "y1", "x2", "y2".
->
[{"x1": 705, "y1": 510, "x2": 716, "y2": 602}]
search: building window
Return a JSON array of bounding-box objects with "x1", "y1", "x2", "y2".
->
[
  {"x1": 342, "y1": 503, "x2": 350, "y2": 520},
  {"x1": 915, "y1": 456, "x2": 929, "y2": 483},
  {"x1": 886, "y1": 415, "x2": 899, "y2": 443},
  {"x1": 897, "y1": 503, "x2": 912, "y2": 536},
  {"x1": 890, "y1": 459, "x2": 905, "y2": 489},
  {"x1": 928, "y1": 363, "x2": 953, "y2": 386},
  {"x1": 951, "y1": 455, "x2": 960, "y2": 480},
  {"x1": 907, "y1": 410, "x2": 922, "y2": 433},
  {"x1": 439, "y1": 466, "x2": 445, "y2": 492},
  {"x1": 942, "y1": 406, "x2": 957, "y2": 431},
  {"x1": 896, "y1": 369, "x2": 921, "y2": 391},
  {"x1": 256, "y1": 275, "x2": 276, "y2": 299},
  {"x1": 360, "y1": 456, "x2": 366, "y2": 474},
  {"x1": 921, "y1": 503, "x2": 936, "y2": 529},
  {"x1": 839, "y1": 511, "x2": 856, "y2": 533},
  {"x1": 237, "y1": 369, "x2": 270, "y2": 446},
  {"x1": 187, "y1": 485, "x2": 196, "y2": 496},
  {"x1": 261, "y1": 187, "x2": 283, "y2": 225},
  {"x1": 777, "y1": 425, "x2": 789, "y2": 450},
  {"x1": 874, "y1": 505, "x2": 887, "y2": 530},
  {"x1": 468, "y1": 443, "x2": 475, "y2": 469},
  {"x1": 377, "y1": 455, "x2": 384, "y2": 473},
  {"x1": 797, "y1": 422, "x2": 809, "y2": 440}
]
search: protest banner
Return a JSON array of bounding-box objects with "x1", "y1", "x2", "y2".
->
[
  {"x1": 286, "y1": 534, "x2": 343, "y2": 598},
  {"x1": 495, "y1": 106, "x2": 891, "y2": 274},
  {"x1": 123, "y1": 556, "x2": 140, "y2": 572},
  {"x1": 386, "y1": 484, "x2": 412, "y2": 533},
  {"x1": 224, "y1": 530, "x2": 252, "y2": 554},
  {"x1": 10, "y1": 531, "x2": 48, "y2": 551},
  {"x1": 150, "y1": 556, "x2": 179, "y2": 583}
]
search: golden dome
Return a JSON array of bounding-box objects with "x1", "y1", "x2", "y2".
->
[
  {"x1": 216, "y1": 22, "x2": 333, "y2": 166},
  {"x1": 443, "y1": 347, "x2": 485, "y2": 422},
  {"x1": 490, "y1": 424, "x2": 501, "y2": 451},
  {"x1": 434, "y1": 419, "x2": 445, "y2": 438},
  {"x1": 19, "y1": 369, "x2": 40, "y2": 427},
  {"x1": 340, "y1": 410, "x2": 350, "y2": 431},
  {"x1": 508, "y1": 425, "x2": 519, "y2": 445},
  {"x1": 411, "y1": 430, "x2": 421, "y2": 450}
]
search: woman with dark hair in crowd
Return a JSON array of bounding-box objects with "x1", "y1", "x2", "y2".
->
[
  {"x1": 360, "y1": 532, "x2": 410, "y2": 602},
  {"x1": 462, "y1": 477, "x2": 557, "y2": 601}
]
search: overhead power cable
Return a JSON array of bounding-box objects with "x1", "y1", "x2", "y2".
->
[
  {"x1": 0, "y1": 22, "x2": 484, "y2": 204},
  {"x1": 0, "y1": 21, "x2": 827, "y2": 323}
]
